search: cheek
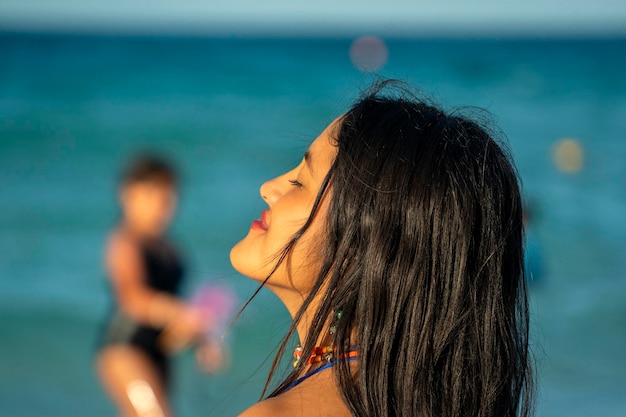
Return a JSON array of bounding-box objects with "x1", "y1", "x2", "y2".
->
[
  {"x1": 126, "y1": 195, "x2": 151, "y2": 220},
  {"x1": 157, "y1": 200, "x2": 176, "y2": 223},
  {"x1": 143, "y1": 200, "x2": 167, "y2": 224},
  {"x1": 278, "y1": 195, "x2": 330, "y2": 279},
  {"x1": 287, "y1": 230, "x2": 324, "y2": 274},
  {"x1": 230, "y1": 190, "x2": 331, "y2": 284}
]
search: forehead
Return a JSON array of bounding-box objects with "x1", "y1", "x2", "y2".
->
[{"x1": 306, "y1": 118, "x2": 341, "y2": 176}]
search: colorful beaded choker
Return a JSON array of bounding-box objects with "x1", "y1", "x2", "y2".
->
[
  {"x1": 293, "y1": 345, "x2": 359, "y2": 366},
  {"x1": 291, "y1": 310, "x2": 359, "y2": 366},
  {"x1": 283, "y1": 354, "x2": 358, "y2": 392}
]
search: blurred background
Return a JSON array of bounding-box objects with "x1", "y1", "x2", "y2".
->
[{"x1": 1, "y1": 1, "x2": 625, "y2": 416}]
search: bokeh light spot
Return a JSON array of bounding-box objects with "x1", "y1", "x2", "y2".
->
[
  {"x1": 553, "y1": 138, "x2": 585, "y2": 174},
  {"x1": 349, "y1": 36, "x2": 389, "y2": 73}
]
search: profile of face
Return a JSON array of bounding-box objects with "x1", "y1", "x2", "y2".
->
[
  {"x1": 230, "y1": 120, "x2": 339, "y2": 294},
  {"x1": 120, "y1": 180, "x2": 177, "y2": 237}
]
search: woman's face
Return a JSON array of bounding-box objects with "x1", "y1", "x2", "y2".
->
[{"x1": 230, "y1": 120, "x2": 339, "y2": 292}]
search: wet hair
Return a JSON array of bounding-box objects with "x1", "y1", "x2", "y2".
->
[
  {"x1": 120, "y1": 153, "x2": 178, "y2": 187},
  {"x1": 248, "y1": 80, "x2": 534, "y2": 417}
]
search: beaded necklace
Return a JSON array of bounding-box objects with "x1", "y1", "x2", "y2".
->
[
  {"x1": 293, "y1": 344, "x2": 359, "y2": 366},
  {"x1": 282, "y1": 310, "x2": 359, "y2": 392},
  {"x1": 283, "y1": 354, "x2": 358, "y2": 392}
]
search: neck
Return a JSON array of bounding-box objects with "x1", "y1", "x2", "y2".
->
[
  {"x1": 269, "y1": 286, "x2": 317, "y2": 345},
  {"x1": 121, "y1": 222, "x2": 162, "y2": 240}
]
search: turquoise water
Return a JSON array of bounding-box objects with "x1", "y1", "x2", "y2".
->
[{"x1": 1, "y1": 33, "x2": 625, "y2": 416}]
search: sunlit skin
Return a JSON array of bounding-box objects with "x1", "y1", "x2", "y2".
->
[
  {"x1": 231, "y1": 119, "x2": 352, "y2": 417},
  {"x1": 230, "y1": 120, "x2": 338, "y2": 337}
]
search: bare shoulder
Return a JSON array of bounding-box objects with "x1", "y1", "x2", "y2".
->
[
  {"x1": 237, "y1": 397, "x2": 286, "y2": 417},
  {"x1": 106, "y1": 228, "x2": 134, "y2": 251},
  {"x1": 237, "y1": 364, "x2": 352, "y2": 417},
  {"x1": 105, "y1": 229, "x2": 139, "y2": 260},
  {"x1": 237, "y1": 384, "x2": 351, "y2": 417},
  {"x1": 104, "y1": 229, "x2": 144, "y2": 280}
]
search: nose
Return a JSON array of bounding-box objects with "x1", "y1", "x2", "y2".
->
[
  {"x1": 260, "y1": 176, "x2": 282, "y2": 206},
  {"x1": 260, "y1": 168, "x2": 297, "y2": 206}
]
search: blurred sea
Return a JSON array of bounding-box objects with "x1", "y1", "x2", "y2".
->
[{"x1": 0, "y1": 32, "x2": 625, "y2": 417}]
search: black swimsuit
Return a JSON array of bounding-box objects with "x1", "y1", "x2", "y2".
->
[{"x1": 98, "y1": 236, "x2": 184, "y2": 385}]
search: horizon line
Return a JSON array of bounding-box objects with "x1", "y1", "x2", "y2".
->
[{"x1": 1, "y1": 19, "x2": 625, "y2": 40}]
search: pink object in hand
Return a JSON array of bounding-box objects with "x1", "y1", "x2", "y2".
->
[{"x1": 191, "y1": 283, "x2": 237, "y2": 335}]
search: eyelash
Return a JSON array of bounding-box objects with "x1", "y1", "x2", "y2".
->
[{"x1": 289, "y1": 179, "x2": 303, "y2": 188}]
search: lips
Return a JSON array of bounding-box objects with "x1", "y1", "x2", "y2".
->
[{"x1": 251, "y1": 209, "x2": 269, "y2": 231}]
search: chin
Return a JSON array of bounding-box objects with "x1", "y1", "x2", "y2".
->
[
  {"x1": 229, "y1": 240, "x2": 245, "y2": 273},
  {"x1": 229, "y1": 239, "x2": 265, "y2": 282}
]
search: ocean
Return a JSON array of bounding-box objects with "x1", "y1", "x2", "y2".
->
[{"x1": 0, "y1": 32, "x2": 625, "y2": 417}]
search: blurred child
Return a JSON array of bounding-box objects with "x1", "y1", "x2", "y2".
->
[{"x1": 95, "y1": 154, "x2": 222, "y2": 417}]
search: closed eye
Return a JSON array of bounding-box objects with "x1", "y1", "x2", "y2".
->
[{"x1": 289, "y1": 179, "x2": 303, "y2": 188}]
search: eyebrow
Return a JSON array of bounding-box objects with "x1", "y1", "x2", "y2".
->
[
  {"x1": 304, "y1": 149, "x2": 315, "y2": 177},
  {"x1": 304, "y1": 150, "x2": 315, "y2": 177}
]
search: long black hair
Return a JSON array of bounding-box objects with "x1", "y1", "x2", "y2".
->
[{"x1": 248, "y1": 80, "x2": 533, "y2": 417}]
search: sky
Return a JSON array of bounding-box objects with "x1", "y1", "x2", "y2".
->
[{"x1": 1, "y1": 0, "x2": 625, "y2": 36}]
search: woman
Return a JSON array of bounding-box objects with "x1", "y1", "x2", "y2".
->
[
  {"x1": 96, "y1": 155, "x2": 207, "y2": 417},
  {"x1": 230, "y1": 82, "x2": 534, "y2": 417}
]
